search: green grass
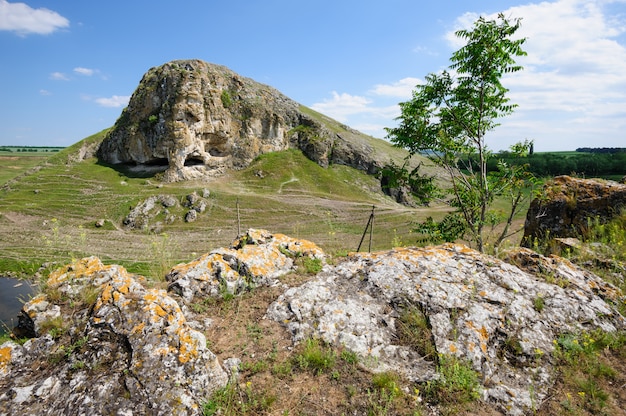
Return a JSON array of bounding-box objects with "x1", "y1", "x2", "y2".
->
[{"x1": 0, "y1": 135, "x2": 439, "y2": 277}]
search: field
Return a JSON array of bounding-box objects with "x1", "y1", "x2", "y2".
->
[{"x1": 0, "y1": 133, "x2": 458, "y2": 278}]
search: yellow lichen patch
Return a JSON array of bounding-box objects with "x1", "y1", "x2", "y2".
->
[
  {"x1": 0, "y1": 345, "x2": 13, "y2": 373},
  {"x1": 99, "y1": 284, "x2": 114, "y2": 305},
  {"x1": 449, "y1": 343, "x2": 458, "y2": 353},
  {"x1": 47, "y1": 256, "x2": 110, "y2": 288},
  {"x1": 177, "y1": 329, "x2": 199, "y2": 364},
  {"x1": 131, "y1": 322, "x2": 146, "y2": 335},
  {"x1": 478, "y1": 325, "x2": 489, "y2": 341},
  {"x1": 168, "y1": 253, "x2": 215, "y2": 280}
]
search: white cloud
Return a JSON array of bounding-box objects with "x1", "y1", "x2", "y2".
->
[
  {"x1": 49, "y1": 72, "x2": 68, "y2": 81},
  {"x1": 94, "y1": 95, "x2": 130, "y2": 108},
  {"x1": 74, "y1": 67, "x2": 95, "y2": 76},
  {"x1": 441, "y1": 0, "x2": 626, "y2": 150},
  {"x1": 312, "y1": 0, "x2": 626, "y2": 151},
  {"x1": 370, "y1": 78, "x2": 421, "y2": 99},
  {"x1": 0, "y1": 0, "x2": 69, "y2": 35},
  {"x1": 39, "y1": 89, "x2": 51, "y2": 96},
  {"x1": 310, "y1": 91, "x2": 373, "y2": 123}
]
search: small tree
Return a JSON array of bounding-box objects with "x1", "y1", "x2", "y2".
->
[{"x1": 386, "y1": 14, "x2": 531, "y2": 252}]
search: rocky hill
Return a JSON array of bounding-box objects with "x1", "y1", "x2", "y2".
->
[{"x1": 97, "y1": 59, "x2": 406, "y2": 183}]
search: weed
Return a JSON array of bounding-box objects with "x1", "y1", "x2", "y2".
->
[
  {"x1": 422, "y1": 354, "x2": 481, "y2": 406},
  {"x1": 340, "y1": 349, "x2": 359, "y2": 366},
  {"x1": 533, "y1": 295, "x2": 545, "y2": 313},
  {"x1": 300, "y1": 257, "x2": 323, "y2": 274},
  {"x1": 39, "y1": 316, "x2": 67, "y2": 339},
  {"x1": 294, "y1": 338, "x2": 336, "y2": 375},
  {"x1": 396, "y1": 305, "x2": 437, "y2": 361},
  {"x1": 550, "y1": 329, "x2": 626, "y2": 415},
  {"x1": 202, "y1": 381, "x2": 276, "y2": 416}
]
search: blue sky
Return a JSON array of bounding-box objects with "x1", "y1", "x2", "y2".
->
[{"x1": 1, "y1": 0, "x2": 625, "y2": 151}]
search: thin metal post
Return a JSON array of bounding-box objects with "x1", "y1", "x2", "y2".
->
[
  {"x1": 357, "y1": 205, "x2": 375, "y2": 252},
  {"x1": 368, "y1": 205, "x2": 374, "y2": 252},
  {"x1": 236, "y1": 198, "x2": 241, "y2": 237}
]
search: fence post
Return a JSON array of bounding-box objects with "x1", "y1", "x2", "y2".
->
[{"x1": 357, "y1": 205, "x2": 375, "y2": 252}]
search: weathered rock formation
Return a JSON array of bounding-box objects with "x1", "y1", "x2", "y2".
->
[
  {"x1": 167, "y1": 228, "x2": 325, "y2": 302},
  {"x1": 2, "y1": 230, "x2": 624, "y2": 415},
  {"x1": 522, "y1": 176, "x2": 626, "y2": 246},
  {"x1": 266, "y1": 244, "x2": 625, "y2": 415},
  {"x1": 123, "y1": 191, "x2": 210, "y2": 232},
  {"x1": 96, "y1": 59, "x2": 386, "y2": 182},
  {"x1": 1, "y1": 257, "x2": 227, "y2": 415}
]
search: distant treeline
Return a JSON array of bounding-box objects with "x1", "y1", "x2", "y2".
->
[
  {"x1": 575, "y1": 147, "x2": 626, "y2": 154},
  {"x1": 0, "y1": 146, "x2": 63, "y2": 152},
  {"x1": 461, "y1": 151, "x2": 626, "y2": 177}
]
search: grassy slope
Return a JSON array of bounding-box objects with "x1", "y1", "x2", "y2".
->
[{"x1": 0, "y1": 129, "x2": 449, "y2": 277}]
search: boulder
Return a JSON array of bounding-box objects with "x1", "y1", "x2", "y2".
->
[
  {"x1": 96, "y1": 59, "x2": 385, "y2": 182},
  {"x1": 522, "y1": 176, "x2": 626, "y2": 246},
  {"x1": 123, "y1": 192, "x2": 209, "y2": 231},
  {"x1": 266, "y1": 243, "x2": 625, "y2": 415},
  {"x1": 166, "y1": 228, "x2": 325, "y2": 303},
  {"x1": 1, "y1": 257, "x2": 227, "y2": 415}
]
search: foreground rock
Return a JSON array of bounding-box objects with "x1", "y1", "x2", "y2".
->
[
  {"x1": 1, "y1": 257, "x2": 227, "y2": 415},
  {"x1": 267, "y1": 243, "x2": 625, "y2": 415},
  {"x1": 523, "y1": 175, "x2": 626, "y2": 246},
  {"x1": 167, "y1": 228, "x2": 325, "y2": 302},
  {"x1": 2, "y1": 231, "x2": 624, "y2": 415},
  {"x1": 97, "y1": 59, "x2": 387, "y2": 182}
]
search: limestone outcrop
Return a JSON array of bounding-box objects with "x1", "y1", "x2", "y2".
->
[
  {"x1": 167, "y1": 228, "x2": 325, "y2": 303},
  {"x1": 96, "y1": 59, "x2": 386, "y2": 182},
  {"x1": 2, "y1": 230, "x2": 624, "y2": 415},
  {"x1": 266, "y1": 244, "x2": 625, "y2": 415},
  {"x1": 1, "y1": 257, "x2": 227, "y2": 415},
  {"x1": 523, "y1": 176, "x2": 626, "y2": 246}
]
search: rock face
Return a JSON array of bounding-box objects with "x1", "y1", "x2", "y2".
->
[
  {"x1": 1, "y1": 257, "x2": 227, "y2": 416},
  {"x1": 96, "y1": 59, "x2": 385, "y2": 182},
  {"x1": 267, "y1": 244, "x2": 625, "y2": 415},
  {"x1": 523, "y1": 176, "x2": 626, "y2": 246}
]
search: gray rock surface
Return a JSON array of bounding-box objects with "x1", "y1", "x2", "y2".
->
[{"x1": 267, "y1": 243, "x2": 625, "y2": 415}]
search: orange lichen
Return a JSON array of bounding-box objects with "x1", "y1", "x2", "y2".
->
[
  {"x1": 449, "y1": 343, "x2": 458, "y2": 353},
  {"x1": 478, "y1": 326, "x2": 489, "y2": 341},
  {"x1": 0, "y1": 345, "x2": 12, "y2": 370},
  {"x1": 47, "y1": 256, "x2": 111, "y2": 288},
  {"x1": 131, "y1": 322, "x2": 146, "y2": 335},
  {"x1": 177, "y1": 329, "x2": 199, "y2": 364}
]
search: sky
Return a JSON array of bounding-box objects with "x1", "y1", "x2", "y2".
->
[{"x1": 0, "y1": 0, "x2": 625, "y2": 152}]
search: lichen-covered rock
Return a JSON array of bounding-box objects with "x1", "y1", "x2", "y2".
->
[
  {"x1": 266, "y1": 244, "x2": 625, "y2": 415},
  {"x1": 96, "y1": 59, "x2": 386, "y2": 182},
  {"x1": 166, "y1": 228, "x2": 325, "y2": 302},
  {"x1": 1, "y1": 257, "x2": 227, "y2": 416},
  {"x1": 522, "y1": 176, "x2": 626, "y2": 245},
  {"x1": 123, "y1": 192, "x2": 209, "y2": 231}
]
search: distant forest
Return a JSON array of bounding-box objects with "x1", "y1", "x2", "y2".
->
[
  {"x1": 0, "y1": 146, "x2": 63, "y2": 153},
  {"x1": 462, "y1": 148, "x2": 626, "y2": 177}
]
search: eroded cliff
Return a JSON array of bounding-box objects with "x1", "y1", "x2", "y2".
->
[{"x1": 97, "y1": 60, "x2": 386, "y2": 182}]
